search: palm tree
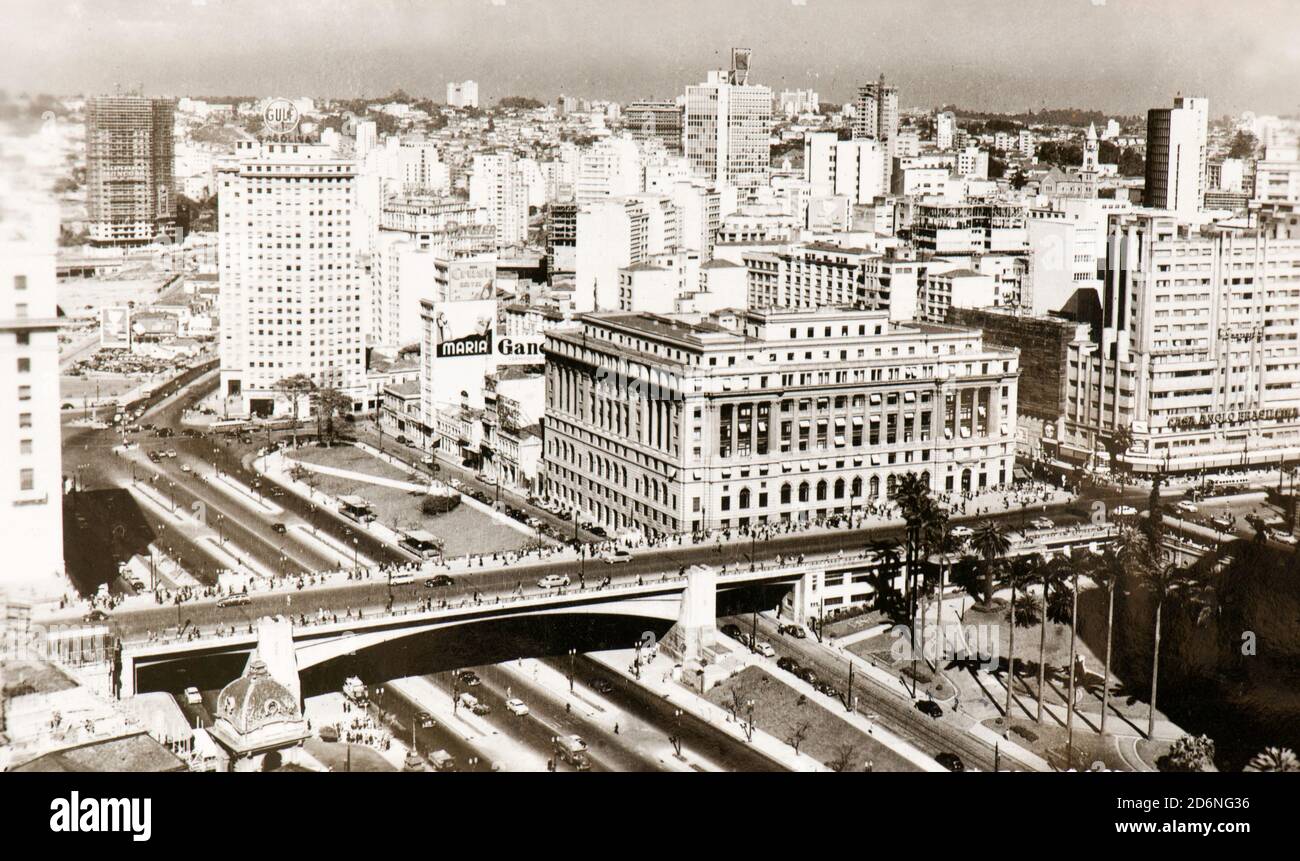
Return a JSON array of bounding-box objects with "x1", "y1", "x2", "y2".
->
[
  {"x1": 1033, "y1": 554, "x2": 1070, "y2": 723},
  {"x1": 971, "y1": 520, "x2": 1011, "y2": 610},
  {"x1": 866, "y1": 538, "x2": 902, "y2": 616},
  {"x1": 926, "y1": 527, "x2": 962, "y2": 669},
  {"x1": 1000, "y1": 554, "x2": 1037, "y2": 723},
  {"x1": 892, "y1": 472, "x2": 933, "y2": 618},
  {"x1": 1137, "y1": 556, "x2": 1203, "y2": 740},
  {"x1": 1244, "y1": 747, "x2": 1300, "y2": 772},
  {"x1": 1084, "y1": 540, "x2": 1130, "y2": 735},
  {"x1": 273, "y1": 374, "x2": 315, "y2": 448}
]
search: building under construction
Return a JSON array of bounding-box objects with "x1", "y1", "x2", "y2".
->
[{"x1": 85, "y1": 94, "x2": 177, "y2": 246}]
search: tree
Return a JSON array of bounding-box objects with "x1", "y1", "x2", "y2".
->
[
  {"x1": 1000, "y1": 554, "x2": 1038, "y2": 723},
  {"x1": 786, "y1": 720, "x2": 812, "y2": 755},
  {"x1": 1227, "y1": 130, "x2": 1258, "y2": 160},
  {"x1": 828, "y1": 742, "x2": 859, "y2": 773},
  {"x1": 1138, "y1": 558, "x2": 1208, "y2": 740},
  {"x1": 1244, "y1": 747, "x2": 1300, "y2": 772},
  {"x1": 1084, "y1": 539, "x2": 1131, "y2": 735},
  {"x1": 866, "y1": 538, "x2": 904, "y2": 616},
  {"x1": 1102, "y1": 425, "x2": 1134, "y2": 479},
  {"x1": 1034, "y1": 554, "x2": 1070, "y2": 722},
  {"x1": 1162, "y1": 733, "x2": 1216, "y2": 772},
  {"x1": 309, "y1": 387, "x2": 352, "y2": 447},
  {"x1": 274, "y1": 374, "x2": 315, "y2": 447},
  {"x1": 971, "y1": 520, "x2": 1011, "y2": 609}
]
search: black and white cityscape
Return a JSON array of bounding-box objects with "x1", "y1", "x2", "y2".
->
[{"x1": 3, "y1": 0, "x2": 1300, "y2": 804}]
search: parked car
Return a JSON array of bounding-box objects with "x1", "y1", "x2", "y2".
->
[
  {"x1": 915, "y1": 700, "x2": 943, "y2": 719},
  {"x1": 456, "y1": 670, "x2": 481, "y2": 687},
  {"x1": 83, "y1": 609, "x2": 110, "y2": 622},
  {"x1": 778, "y1": 623, "x2": 807, "y2": 639},
  {"x1": 183, "y1": 687, "x2": 202, "y2": 706},
  {"x1": 936, "y1": 753, "x2": 965, "y2": 772},
  {"x1": 798, "y1": 668, "x2": 818, "y2": 685},
  {"x1": 271, "y1": 522, "x2": 287, "y2": 534},
  {"x1": 601, "y1": 549, "x2": 633, "y2": 564},
  {"x1": 1271, "y1": 530, "x2": 1299, "y2": 546},
  {"x1": 755, "y1": 641, "x2": 776, "y2": 658},
  {"x1": 776, "y1": 656, "x2": 800, "y2": 673},
  {"x1": 950, "y1": 525, "x2": 974, "y2": 539},
  {"x1": 424, "y1": 574, "x2": 455, "y2": 588},
  {"x1": 537, "y1": 574, "x2": 571, "y2": 589},
  {"x1": 1176, "y1": 500, "x2": 1199, "y2": 514},
  {"x1": 721, "y1": 624, "x2": 743, "y2": 640},
  {"x1": 1113, "y1": 505, "x2": 1137, "y2": 517},
  {"x1": 217, "y1": 594, "x2": 251, "y2": 608},
  {"x1": 505, "y1": 698, "x2": 530, "y2": 717},
  {"x1": 1030, "y1": 516, "x2": 1054, "y2": 530}
]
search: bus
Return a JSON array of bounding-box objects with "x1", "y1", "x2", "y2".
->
[
  {"x1": 399, "y1": 529, "x2": 443, "y2": 560},
  {"x1": 338, "y1": 495, "x2": 377, "y2": 524}
]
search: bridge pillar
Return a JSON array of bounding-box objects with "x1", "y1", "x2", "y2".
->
[
  {"x1": 662, "y1": 564, "x2": 718, "y2": 663},
  {"x1": 254, "y1": 616, "x2": 301, "y2": 706}
]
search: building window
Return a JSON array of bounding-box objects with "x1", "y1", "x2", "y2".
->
[
  {"x1": 14, "y1": 275, "x2": 27, "y2": 291},
  {"x1": 19, "y1": 468, "x2": 34, "y2": 491},
  {"x1": 17, "y1": 358, "x2": 30, "y2": 373}
]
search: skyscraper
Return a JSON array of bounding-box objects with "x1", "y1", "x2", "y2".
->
[
  {"x1": 469, "y1": 151, "x2": 529, "y2": 246},
  {"x1": 84, "y1": 94, "x2": 177, "y2": 245},
  {"x1": 625, "y1": 101, "x2": 683, "y2": 154},
  {"x1": 684, "y1": 51, "x2": 772, "y2": 200},
  {"x1": 1145, "y1": 98, "x2": 1206, "y2": 218},
  {"x1": 1, "y1": 181, "x2": 65, "y2": 600},
  {"x1": 446, "y1": 80, "x2": 479, "y2": 109},
  {"x1": 216, "y1": 140, "x2": 366, "y2": 417},
  {"x1": 853, "y1": 74, "x2": 899, "y2": 191}
]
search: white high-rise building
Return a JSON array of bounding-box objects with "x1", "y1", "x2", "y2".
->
[
  {"x1": 576, "y1": 135, "x2": 642, "y2": 203},
  {"x1": 935, "y1": 111, "x2": 956, "y2": 150},
  {"x1": 469, "y1": 151, "x2": 529, "y2": 246},
  {"x1": 575, "y1": 195, "x2": 679, "y2": 312},
  {"x1": 684, "y1": 68, "x2": 772, "y2": 200},
  {"x1": 1145, "y1": 97, "x2": 1207, "y2": 219},
  {"x1": 1, "y1": 182, "x2": 65, "y2": 601},
  {"x1": 803, "y1": 132, "x2": 886, "y2": 204},
  {"x1": 354, "y1": 120, "x2": 378, "y2": 160},
  {"x1": 446, "y1": 80, "x2": 479, "y2": 109},
  {"x1": 1174, "y1": 95, "x2": 1209, "y2": 204},
  {"x1": 217, "y1": 140, "x2": 367, "y2": 417}
]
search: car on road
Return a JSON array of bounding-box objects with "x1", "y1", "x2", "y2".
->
[
  {"x1": 424, "y1": 574, "x2": 455, "y2": 588},
  {"x1": 1112, "y1": 505, "x2": 1137, "y2": 517},
  {"x1": 183, "y1": 686, "x2": 202, "y2": 706},
  {"x1": 1271, "y1": 530, "x2": 1299, "y2": 546},
  {"x1": 915, "y1": 700, "x2": 943, "y2": 719},
  {"x1": 798, "y1": 668, "x2": 818, "y2": 685},
  {"x1": 776, "y1": 657, "x2": 800, "y2": 673},
  {"x1": 471, "y1": 701, "x2": 491, "y2": 716},
  {"x1": 950, "y1": 525, "x2": 974, "y2": 539},
  {"x1": 388, "y1": 572, "x2": 415, "y2": 586},
  {"x1": 476, "y1": 472, "x2": 497, "y2": 485},
  {"x1": 456, "y1": 670, "x2": 481, "y2": 687},
  {"x1": 1176, "y1": 501, "x2": 1199, "y2": 514},
  {"x1": 505, "y1": 698, "x2": 530, "y2": 716},
  {"x1": 83, "y1": 609, "x2": 110, "y2": 623},
  {"x1": 416, "y1": 711, "x2": 437, "y2": 729},
  {"x1": 778, "y1": 623, "x2": 807, "y2": 639},
  {"x1": 755, "y1": 641, "x2": 776, "y2": 658},
  {"x1": 216, "y1": 594, "x2": 252, "y2": 608},
  {"x1": 935, "y1": 753, "x2": 964, "y2": 772},
  {"x1": 428, "y1": 749, "x2": 456, "y2": 772},
  {"x1": 147, "y1": 450, "x2": 162, "y2": 463},
  {"x1": 588, "y1": 525, "x2": 608, "y2": 539},
  {"x1": 601, "y1": 549, "x2": 633, "y2": 564},
  {"x1": 271, "y1": 522, "x2": 287, "y2": 534},
  {"x1": 165, "y1": 449, "x2": 178, "y2": 458},
  {"x1": 588, "y1": 678, "x2": 615, "y2": 695},
  {"x1": 180, "y1": 463, "x2": 191, "y2": 473},
  {"x1": 1030, "y1": 516, "x2": 1054, "y2": 530},
  {"x1": 537, "y1": 574, "x2": 571, "y2": 589},
  {"x1": 1211, "y1": 514, "x2": 1235, "y2": 531},
  {"x1": 721, "y1": 624, "x2": 743, "y2": 640},
  {"x1": 457, "y1": 692, "x2": 481, "y2": 710}
]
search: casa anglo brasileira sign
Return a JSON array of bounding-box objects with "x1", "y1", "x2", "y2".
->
[{"x1": 1167, "y1": 407, "x2": 1300, "y2": 430}]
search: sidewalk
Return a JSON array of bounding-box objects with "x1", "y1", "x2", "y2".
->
[{"x1": 586, "y1": 649, "x2": 831, "y2": 772}]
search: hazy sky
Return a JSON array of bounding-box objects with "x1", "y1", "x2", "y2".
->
[{"x1": 2, "y1": 0, "x2": 1299, "y2": 116}]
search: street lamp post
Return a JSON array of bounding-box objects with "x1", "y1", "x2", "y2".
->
[
  {"x1": 352, "y1": 538, "x2": 359, "y2": 571},
  {"x1": 568, "y1": 648, "x2": 576, "y2": 693},
  {"x1": 216, "y1": 513, "x2": 225, "y2": 546},
  {"x1": 669, "y1": 708, "x2": 683, "y2": 757}
]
